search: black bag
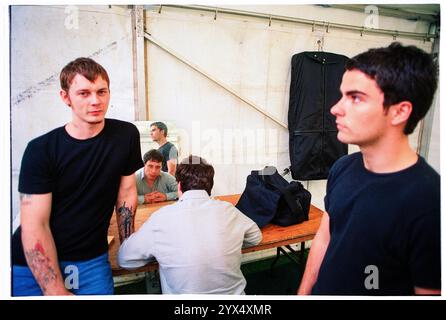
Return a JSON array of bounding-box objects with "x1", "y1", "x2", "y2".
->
[{"x1": 236, "y1": 167, "x2": 311, "y2": 228}]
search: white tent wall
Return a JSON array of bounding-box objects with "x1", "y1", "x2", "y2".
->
[
  {"x1": 427, "y1": 92, "x2": 440, "y2": 171},
  {"x1": 144, "y1": 5, "x2": 437, "y2": 211},
  {"x1": 10, "y1": 5, "x2": 439, "y2": 234}
]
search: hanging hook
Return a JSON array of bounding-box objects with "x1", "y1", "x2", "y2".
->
[
  {"x1": 312, "y1": 20, "x2": 315, "y2": 32},
  {"x1": 393, "y1": 31, "x2": 398, "y2": 40},
  {"x1": 326, "y1": 22, "x2": 330, "y2": 33},
  {"x1": 214, "y1": 9, "x2": 218, "y2": 20},
  {"x1": 158, "y1": 5, "x2": 162, "y2": 14},
  {"x1": 269, "y1": 15, "x2": 272, "y2": 27},
  {"x1": 360, "y1": 27, "x2": 364, "y2": 37}
]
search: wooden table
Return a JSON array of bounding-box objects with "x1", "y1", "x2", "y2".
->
[{"x1": 108, "y1": 194, "x2": 323, "y2": 276}]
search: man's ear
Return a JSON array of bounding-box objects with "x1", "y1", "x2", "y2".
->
[
  {"x1": 60, "y1": 90, "x2": 71, "y2": 107},
  {"x1": 177, "y1": 182, "x2": 182, "y2": 193},
  {"x1": 390, "y1": 101, "x2": 412, "y2": 127}
]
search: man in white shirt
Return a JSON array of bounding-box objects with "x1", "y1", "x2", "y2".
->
[{"x1": 118, "y1": 155, "x2": 262, "y2": 294}]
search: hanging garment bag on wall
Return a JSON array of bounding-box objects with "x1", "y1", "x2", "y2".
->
[{"x1": 288, "y1": 52, "x2": 349, "y2": 180}]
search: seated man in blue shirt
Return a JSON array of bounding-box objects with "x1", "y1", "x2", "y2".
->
[{"x1": 136, "y1": 149, "x2": 178, "y2": 204}]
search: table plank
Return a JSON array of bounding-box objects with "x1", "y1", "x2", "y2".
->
[{"x1": 108, "y1": 194, "x2": 323, "y2": 276}]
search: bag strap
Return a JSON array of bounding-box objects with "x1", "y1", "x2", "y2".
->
[
  {"x1": 257, "y1": 167, "x2": 288, "y2": 189},
  {"x1": 256, "y1": 167, "x2": 305, "y2": 217},
  {"x1": 281, "y1": 183, "x2": 304, "y2": 216}
]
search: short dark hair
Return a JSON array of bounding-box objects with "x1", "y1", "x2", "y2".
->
[
  {"x1": 143, "y1": 149, "x2": 164, "y2": 164},
  {"x1": 60, "y1": 57, "x2": 110, "y2": 92},
  {"x1": 151, "y1": 122, "x2": 168, "y2": 137},
  {"x1": 345, "y1": 42, "x2": 438, "y2": 135},
  {"x1": 175, "y1": 155, "x2": 214, "y2": 195}
]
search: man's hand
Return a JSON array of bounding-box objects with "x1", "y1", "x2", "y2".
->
[
  {"x1": 144, "y1": 193, "x2": 154, "y2": 204},
  {"x1": 47, "y1": 288, "x2": 75, "y2": 296},
  {"x1": 144, "y1": 192, "x2": 167, "y2": 203}
]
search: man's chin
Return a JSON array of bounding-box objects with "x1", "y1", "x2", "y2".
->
[
  {"x1": 88, "y1": 118, "x2": 105, "y2": 125},
  {"x1": 337, "y1": 133, "x2": 351, "y2": 145}
]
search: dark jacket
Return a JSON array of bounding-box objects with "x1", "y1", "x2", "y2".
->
[{"x1": 288, "y1": 51, "x2": 349, "y2": 180}]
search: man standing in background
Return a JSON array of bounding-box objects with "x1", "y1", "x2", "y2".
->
[{"x1": 150, "y1": 121, "x2": 178, "y2": 176}]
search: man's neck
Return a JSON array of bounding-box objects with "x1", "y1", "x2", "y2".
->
[
  {"x1": 65, "y1": 120, "x2": 105, "y2": 140},
  {"x1": 157, "y1": 136, "x2": 168, "y2": 147},
  {"x1": 360, "y1": 134, "x2": 418, "y2": 173}
]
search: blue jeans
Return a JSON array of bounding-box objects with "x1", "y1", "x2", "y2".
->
[{"x1": 12, "y1": 253, "x2": 114, "y2": 296}]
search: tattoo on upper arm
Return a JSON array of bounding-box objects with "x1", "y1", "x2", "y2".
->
[
  {"x1": 117, "y1": 201, "x2": 134, "y2": 241},
  {"x1": 24, "y1": 241, "x2": 57, "y2": 294},
  {"x1": 20, "y1": 193, "x2": 33, "y2": 206}
]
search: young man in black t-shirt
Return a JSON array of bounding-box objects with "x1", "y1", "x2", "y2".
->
[
  {"x1": 150, "y1": 121, "x2": 178, "y2": 176},
  {"x1": 12, "y1": 58, "x2": 144, "y2": 296},
  {"x1": 298, "y1": 43, "x2": 440, "y2": 295}
]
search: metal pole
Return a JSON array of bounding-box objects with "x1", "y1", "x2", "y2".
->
[
  {"x1": 152, "y1": 4, "x2": 437, "y2": 41},
  {"x1": 144, "y1": 32, "x2": 288, "y2": 129},
  {"x1": 131, "y1": 5, "x2": 148, "y2": 120}
]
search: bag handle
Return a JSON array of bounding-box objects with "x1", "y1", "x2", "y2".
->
[
  {"x1": 258, "y1": 168, "x2": 305, "y2": 217},
  {"x1": 282, "y1": 183, "x2": 304, "y2": 216}
]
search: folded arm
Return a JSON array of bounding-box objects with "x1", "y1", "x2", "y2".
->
[
  {"x1": 165, "y1": 178, "x2": 178, "y2": 200},
  {"x1": 242, "y1": 219, "x2": 262, "y2": 248},
  {"x1": 118, "y1": 218, "x2": 155, "y2": 269}
]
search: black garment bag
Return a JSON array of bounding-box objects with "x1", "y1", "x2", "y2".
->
[{"x1": 288, "y1": 51, "x2": 349, "y2": 180}]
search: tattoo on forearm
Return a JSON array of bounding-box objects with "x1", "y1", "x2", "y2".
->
[
  {"x1": 117, "y1": 201, "x2": 134, "y2": 241},
  {"x1": 20, "y1": 193, "x2": 33, "y2": 206},
  {"x1": 24, "y1": 241, "x2": 58, "y2": 294}
]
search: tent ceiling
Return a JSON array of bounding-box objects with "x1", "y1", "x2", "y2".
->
[{"x1": 325, "y1": 4, "x2": 439, "y2": 23}]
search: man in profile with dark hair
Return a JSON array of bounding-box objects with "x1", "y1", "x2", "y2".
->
[
  {"x1": 136, "y1": 149, "x2": 178, "y2": 204},
  {"x1": 298, "y1": 42, "x2": 440, "y2": 295},
  {"x1": 118, "y1": 155, "x2": 262, "y2": 294},
  {"x1": 150, "y1": 121, "x2": 178, "y2": 176},
  {"x1": 12, "y1": 57, "x2": 144, "y2": 296}
]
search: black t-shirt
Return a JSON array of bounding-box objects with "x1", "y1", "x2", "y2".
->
[
  {"x1": 312, "y1": 152, "x2": 441, "y2": 295},
  {"x1": 12, "y1": 119, "x2": 144, "y2": 264},
  {"x1": 158, "y1": 142, "x2": 178, "y2": 173}
]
